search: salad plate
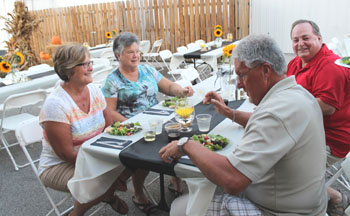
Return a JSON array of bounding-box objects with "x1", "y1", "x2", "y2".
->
[
  {"x1": 105, "y1": 121, "x2": 142, "y2": 136},
  {"x1": 191, "y1": 134, "x2": 229, "y2": 151},
  {"x1": 335, "y1": 58, "x2": 350, "y2": 68}
]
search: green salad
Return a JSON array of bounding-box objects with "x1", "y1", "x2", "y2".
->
[
  {"x1": 105, "y1": 121, "x2": 142, "y2": 136},
  {"x1": 192, "y1": 134, "x2": 229, "y2": 151},
  {"x1": 162, "y1": 96, "x2": 180, "y2": 108},
  {"x1": 341, "y1": 56, "x2": 350, "y2": 65}
]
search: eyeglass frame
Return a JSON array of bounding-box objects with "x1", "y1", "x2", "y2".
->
[
  {"x1": 76, "y1": 60, "x2": 93, "y2": 69},
  {"x1": 236, "y1": 63, "x2": 263, "y2": 82}
]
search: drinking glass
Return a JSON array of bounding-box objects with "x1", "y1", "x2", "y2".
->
[
  {"x1": 175, "y1": 98, "x2": 195, "y2": 132},
  {"x1": 227, "y1": 33, "x2": 233, "y2": 41}
]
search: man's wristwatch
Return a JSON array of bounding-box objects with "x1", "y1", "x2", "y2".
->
[{"x1": 177, "y1": 137, "x2": 189, "y2": 156}]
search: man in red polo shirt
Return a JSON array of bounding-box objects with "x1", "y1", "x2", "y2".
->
[{"x1": 287, "y1": 19, "x2": 350, "y2": 215}]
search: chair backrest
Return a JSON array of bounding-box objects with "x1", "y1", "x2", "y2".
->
[
  {"x1": 177, "y1": 46, "x2": 188, "y2": 53},
  {"x1": 150, "y1": 39, "x2": 163, "y2": 53},
  {"x1": 92, "y1": 67, "x2": 113, "y2": 86},
  {"x1": 140, "y1": 40, "x2": 151, "y2": 54},
  {"x1": 3, "y1": 89, "x2": 47, "y2": 110},
  {"x1": 159, "y1": 50, "x2": 173, "y2": 71},
  {"x1": 180, "y1": 67, "x2": 202, "y2": 83},
  {"x1": 27, "y1": 64, "x2": 51, "y2": 75}
]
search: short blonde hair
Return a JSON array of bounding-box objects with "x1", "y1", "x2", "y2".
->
[{"x1": 53, "y1": 44, "x2": 89, "y2": 81}]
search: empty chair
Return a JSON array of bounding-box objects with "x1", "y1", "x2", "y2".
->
[
  {"x1": 159, "y1": 50, "x2": 185, "y2": 81},
  {"x1": 99, "y1": 49, "x2": 115, "y2": 63},
  {"x1": 92, "y1": 67, "x2": 113, "y2": 87},
  {"x1": 143, "y1": 39, "x2": 163, "y2": 69},
  {"x1": 0, "y1": 89, "x2": 47, "y2": 170},
  {"x1": 186, "y1": 42, "x2": 200, "y2": 51},
  {"x1": 195, "y1": 39, "x2": 206, "y2": 46},
  {"x1": 15, "y1": 118, "x2": 104, "y2": 216},
  {"x1": 139, "y1": 40, "x2": 151, "y2": 55},
  {"x1": 180, "y1": 67, "x2": 202, "y2": 84}
]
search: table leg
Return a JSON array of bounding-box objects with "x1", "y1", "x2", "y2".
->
[{"x1": 147, "y1": 173, "x2": 170, "y2": 215}]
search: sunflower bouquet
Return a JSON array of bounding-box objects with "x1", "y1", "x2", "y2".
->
[
  {"x1": 0, "y1": 51, "x2": 24, "y2": 77},
  {"x1": 105, "y1": 29, "x2": 118, "y2": 45},
  {"x1": 221, "y1": 44, "x2": 236, "y2": 84},
  {"x1": 214, "y1": 25, "x2": 223, "y2": 47}
]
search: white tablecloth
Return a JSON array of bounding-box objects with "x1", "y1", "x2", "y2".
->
[
  {"x1": 170, "y1": 41, "x2": 239, "y2": 73},
  {"x1": 174, "y1": 99, "x2": 255, "y2": 216}
]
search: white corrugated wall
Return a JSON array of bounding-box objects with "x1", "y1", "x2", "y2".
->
[{"x1": 250, "y1": 0, "x2": 350, "y2": 54}]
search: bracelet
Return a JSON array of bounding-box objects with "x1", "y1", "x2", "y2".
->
[{"x1": 232, "y1": 110, "x2": 236, "y2": 122}]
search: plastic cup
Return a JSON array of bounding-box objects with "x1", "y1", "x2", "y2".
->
[
  {"x1": 149, "y1": 119, "x2": 163, "y2": 135},
  {"x1": 196, "y1": 114, "x2": 212, "y2": 132},
  {"x1": 144, "y1": 125, "x2": 156, "y2": 142},
  {"x1": 164, "y1": 122, "x2": 181, "y2": 142}
]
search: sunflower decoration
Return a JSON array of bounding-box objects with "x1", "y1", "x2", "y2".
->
[
  {"x1": 0, "y1": 61, "x2": 11, "y2": 73},
  {"x1": 105, "y1": 31, "x2": 112, "y2": 39},
  {"x1": 222, "y1": 44, "x2": 236, "y2": 62},
  {"x1": 214, "y1": 25, "x2": 223, "y2": 38},
  {"x1": 0, "y1": 51, "x2": 25, "y2": 74}
]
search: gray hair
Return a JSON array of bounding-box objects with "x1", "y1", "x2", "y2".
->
[
  {"x1": 113, "y1": 32, "x2": 140, "y2": 59},
  {"x1": 232, "y1": 34, "x2": 287, "y2": 75},
  {"x1": 290, "y1": 19, "x2": 322, "y2": 39},
  {"x1": 53, "y1": 44, "x2": 89, "y2": 81}
]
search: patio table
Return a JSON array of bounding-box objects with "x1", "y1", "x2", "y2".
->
[
  {"x1": 67, "y1": 75, "x2": 254, "y2": 215},
  {"x1": 170, "y1": 40, "x2": 239, "y2": 73}
]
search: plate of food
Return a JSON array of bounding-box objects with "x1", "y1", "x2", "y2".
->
[
  {"x1": 105, "y1": 121, "x2": 142, "y2": 136},
  {"x1": 335, "y1": 57, "x2": 350, "y2": 68},
  {"x1": 191, "y1": 134, "x2": 229, "y2": 151},
  {"x1": 162, "y1": 96, "x2": 180, "y2": 109}
]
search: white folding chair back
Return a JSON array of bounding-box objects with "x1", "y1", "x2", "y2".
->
[
  {"x1": 15, "y1": 118, "x2": 73, "y2": 216},
  {"x1": 180, "y1": 67, "x2": 202, "y2": 84},
  {"x1": 143, "y1": 39, "x2": 163, "y2": 69},
  {"x1": 140, "y1": 40, "x2": 151, "y2": 54},
  {"x1": 92, "y1": 67, "x2": 113, "y2": 87},
  {"x1": 27, "y1": 64, "x2": 51, "y2": 75},
  {"x1": 159, "y1": 50, "x2": 185, "y2": 81},
  {"x1": 0, "y1": 89, "x2": 47, "y2": 170},
  {"x1": 187, "y1": 42, "x2": 200, "y2": 51}
]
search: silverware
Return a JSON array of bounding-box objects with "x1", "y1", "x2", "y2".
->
[
  {"x1": 94, "y1": 142, "x2": 124, "y2": 149},
  {"x1": 144, "y1": 110, "x2": 169, "y2": 115},
  {"x1": 96, "y1": 140, "x2": 128, "y2": 146}
]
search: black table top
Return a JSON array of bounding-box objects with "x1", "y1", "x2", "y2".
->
[{"x1": 119, "y1": 99, "x2": 244, "y2": 176}]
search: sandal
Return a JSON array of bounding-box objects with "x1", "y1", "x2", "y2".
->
[
  {"x1": 327, "y1": 191, "x2": 350, "y2": 216},
  {"x1": 103, "y1": 195, "x2": 128, "y2": 215},
  {"x1": 168, "y1": 183, "x2": 183, "y2": 197},
  {"x1": 132, "y1": 196, "x2": 155, "y2": 213}
]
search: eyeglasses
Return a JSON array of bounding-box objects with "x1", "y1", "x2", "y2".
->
[
  {"x1": 237, "y1": 64, "x2": 262, "y2": 81},
  {"x1": 76, "y1": 61, "x2": 93, "y2": 69}
]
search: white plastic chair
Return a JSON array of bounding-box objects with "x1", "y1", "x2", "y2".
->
[
  {"x1": 326, "y1": 153, "x2": 350, "y2": 215},
  {"x1": 15, "y1": 118, "x2": 106, "y2": 216},
  {"x1": 143, "y1": 39, "x2": 163, "y2": 69},
  {"x1": 99, "y1": 50, "x2": 115, "y2": 63},
  {"x1": 92, "y1": 67, "x2": 113, "y2": 87},
  {"x1": 195, "y1": 39, "x2": 206, "y2": 46},
  {"x1": 180, "y1": 67, "x2": 202, "y2": 84},
  {"x1": 159, "y1": 50, "x2": 185, "y2": 81},
  {"x1": 0, "y1": 89, "x2": 47, "y2": 171}
]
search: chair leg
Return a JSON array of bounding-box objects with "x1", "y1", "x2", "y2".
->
[{"x1": 1, "y1": 135, "x2": 19, "y2": 171}]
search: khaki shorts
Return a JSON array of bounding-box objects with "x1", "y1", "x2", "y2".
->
[
  {"x1": 40, "y1": 162, "x2": 75, "y2": 192},
  {"x1": 326, "y1": 145, "x2": 343, "y2": 167}
]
